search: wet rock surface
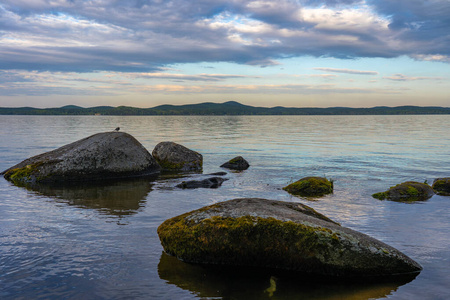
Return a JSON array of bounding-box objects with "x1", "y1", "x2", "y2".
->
[
  {"x1": 158, "y1": 198, "x2": 422, "y2": 278},
  {"x1": 220, "y1": 156, "x2": 249, "y2": 170},
  {"x1": 372, "y1": 181, "x2": 435, "y2": 202},
  {"x1": 152, "y1": 142, "x2": 203, "y2": 172},
  {"x1": 176, "y1": 177, "x2": 228, "y2": 189},
  {"x1": 2, "y1": 132, "x2": 160, "y2": 185},
  {"x1": 432, "y1": 178, "x2": 450, "y2": 196},
  {"x1": 283, "y1": 177, "x2": 333, "y2": 197}
]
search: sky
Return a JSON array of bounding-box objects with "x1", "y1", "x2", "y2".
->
[{"x1": 0, "y1": 0, "x2": 449, "y2": 108}]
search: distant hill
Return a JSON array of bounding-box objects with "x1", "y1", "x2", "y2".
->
[{"x1": 1, "y1": 101, "x2": 449, "y2": 115}]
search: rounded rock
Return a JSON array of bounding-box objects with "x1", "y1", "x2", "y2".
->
[
  {"x1": 283, "y1": 177, "x2": 333, "y2": 197},
  {"x1": 2, "y1": 132, "x2": 161, "y2": 185},
  {"x1": 158, "y1": 198, "x2": 422, "y2": 278},
  {"x1": 152, "y1": 142, "x2": 203, "y2": 172},
  {"x1": 220, "y1": 156, "x2": 250, "y2": 170},
  {"x1": 432, "y1": 178, "x2": 450, "y2": 196},
  {"x1": 372, "y1": 181, "x2": 435, "y2": 202}
]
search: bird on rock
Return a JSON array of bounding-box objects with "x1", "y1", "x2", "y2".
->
[{"x1": 114, "y1": 127, "x2": 120, "y2": 131}]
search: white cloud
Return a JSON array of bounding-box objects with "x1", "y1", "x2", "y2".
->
[
  {"x1": 383, "y1": 73, "x2": 444, "y2": 81},
  {"x1": 314, "y1": 68, "x2": 378, "y2": 75}
]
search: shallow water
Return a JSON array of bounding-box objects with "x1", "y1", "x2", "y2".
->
[{"x1": 0, "y1": 115, "x2": 449, "y2": 299}]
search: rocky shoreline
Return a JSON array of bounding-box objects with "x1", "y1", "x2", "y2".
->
[{"x1": 3, "y1": 131, "x2": 448, "y2": 279}]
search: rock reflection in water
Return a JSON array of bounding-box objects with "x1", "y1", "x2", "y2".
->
[
  {"x1": 158, "y1": 252, "x2": 419, "y2": 300},
  {"x1": 24, "y1": 178, "x2": 153, "y2": 217}
]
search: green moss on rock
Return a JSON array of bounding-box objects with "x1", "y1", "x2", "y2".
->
[
  {"x1": 372, "y1": 181, "x2": 435, "y2": 202},
  {"x1": 372, "y1": 192, "x2": 388, "y2": 200},
  {"x1": 432, "y1": 178, "x2": 450, "y2": 196},
  {"x1": 4, "y1": 162, "x2": 44, "y2": 184},
  {"x1": 158, "y1": 215, "x2": 339, "y2": 268},
  {"x1": 157, "y1": 198, "x2": 423, "y2": 277},
  {"x1": 283, "y1": 177, "x2": 333, "y2": 197}
]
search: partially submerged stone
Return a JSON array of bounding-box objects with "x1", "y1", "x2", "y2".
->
[
  {"x1": 176, "y1": 177, "x2": 228, "y2": 189},
  {"x1": 220, "y1": 156, "x2": 249, "y2": 170},
  {"x1": 283, "y1": 177, "x2": 333, "y2": 197},
  {"x1": 2, "y1": 132, "x2": 161, "y2": 185},
  {"x1": 372, "y1": 181, "x2": 435, "y2": 202},
  {"x1": 432, "y1": 178, "x2": 450, "y2": 196},
  {"x1": 152, "y1": 142, "x2": 202, "y2": 172},
  {"x1": 158, "y1": 198, "x2": 422, "y2": 278}
]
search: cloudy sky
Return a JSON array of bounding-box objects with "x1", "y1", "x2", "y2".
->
[{"x1": 0, "y1": 0, "x2": 449, "y2": 108}]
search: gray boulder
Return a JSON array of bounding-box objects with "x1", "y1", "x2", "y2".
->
[
  {"x1": 152, "y1": 142, "x2": 202, "y2": 172},
  {"x1": 220, "y1": 156, "x2": 249, "y2": 170},
  {"x1": 2, "y1": 132, "x2": 161, "y2": 185},
  {"x1": 176, "y1": 177, "x2": 228, "y2": 189},
  {"x1": 158, "y1": 198, "x2": 422, "y2": 278}
]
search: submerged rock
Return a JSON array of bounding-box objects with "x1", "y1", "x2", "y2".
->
[
  {"x1": 2, "y1": 132, "x2": 161, "y2": 185},
  {"x1": 158, "y1": 198, "x2": 422, "y2": 278},
  {"x1": 432, "y1": 178, "x2": 450, "y2": 196},
  {"x1": 152, "y1": 142, "x2": 202, "y2": 172},
  {"x1": 220, "y1": 156, "x2": 249, "y2": 170},
  {"x1": 176, "y1": 177, "x2": 228, "y2": 189},
  {"x1": 283, "y1": 177, "x2": 333, "y2": 197},
  {"x1": 372, "y1": 181, "x2": 435, "y2": 202}
]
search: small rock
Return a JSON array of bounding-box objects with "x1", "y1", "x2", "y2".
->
[
  {"x1": 432, "y1": 178, "x2": 450, "y2": 196},
  {"x1": 176, "y1": 177, "x2": 228, "y2": 189},
  {"x1": 2, "y1": 132, "x2": 161, "y2": 185},
  {"x1": 207, "y1": 172, "x2": 227, "y2": 176},
  {"x1": 152, "y1": 142, "x2": 202, "y2": 172},
  {"x1": 157, "y1": 198, "x2": 422, "y2": 278},
  {"x1": 220, "y1": 156, "x2": 249, "y2": 170},
  {"x1": 283, "y1": 177, "x2": 333, "y2": 197},
  {"x1": 372, "y1": 181, "x2": 435, "y2": 202}
]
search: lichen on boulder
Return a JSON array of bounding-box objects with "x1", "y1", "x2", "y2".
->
[
  {"x1": 220, "y1": 156, "x2": 249, "y2": 170},
  {"x1": 432, "y1": 178, "x2": 450, "y2": 196},
  {"x1": 157, "y1": 198, "x2": 422, "y2": 278},
  {"x1": 2, "y1": 132, "x2": 161, "y2": 185},
  {"x1": 372, "y1": 181, "x2": 435, "y2": 202},
  {"x1": 283, "y1": 177, "x2": 333, "y2": 197},
  {"x1": 152, "y1": 141, "x2": 202, "y2": 172}
]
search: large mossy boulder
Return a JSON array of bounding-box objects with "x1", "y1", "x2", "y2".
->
[
  {"x1": 283, "y1": 177, "x2": 333, "y2": 197},
  {"x1": 432, "y1": 178, "x2": 450, "y2": 196},
  {"x1": 152, "y1": 142, "x2": 202, "y2": 172},
  {"x1": 220, "y1": 156, "x2": 249, "y2": 170},
  {"x1": 2, "y1": 132, "x2": 161, "y2": 185},
  {"x1": 372, "y1": 181, "x2": 435, "y2": 202},
  {"x1": 158, "y1": 198, "x2": 422, "y2": 278}
]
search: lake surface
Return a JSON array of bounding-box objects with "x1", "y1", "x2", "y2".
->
[{"x1": 0, "y1": 115, "x2": 449, "y2": 300}]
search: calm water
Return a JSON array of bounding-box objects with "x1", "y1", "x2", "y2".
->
[{"x1": 0, "y1": 115, "x2": 449, "y2": 300}]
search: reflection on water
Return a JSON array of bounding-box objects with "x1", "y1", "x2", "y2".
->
[
  {"x1": 158, "y1": 252, "x2": 417, "y2": 300},
  {"x1": 1, "y1": 115, "x2": 449, "y2": 299},
  {"x1": 24, "y1": 178, "x2": 153, "y2": 217}
]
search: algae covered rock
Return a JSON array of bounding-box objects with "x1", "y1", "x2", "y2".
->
[
  {"x1": 220, "y1": 156, "x2": 249, "y2": 170},
  {"x1": 2, "y1": 132, "x2": 161, "y2": 185},
  {"x1": 372, "y1": 181, "x2": 435, "y2": 202},
  {"x1": 283, "y1": 177, "x2": 333, "y2": 197},
  {"x1": 432, "y1": 178, "x2": 450, "y2": 196},
  {"x1": 158, "y1": 198, "x2": 422, "y2": 278},
  {"x1": 152, "y1": 142, "x2": 202, "y2": 172}
]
